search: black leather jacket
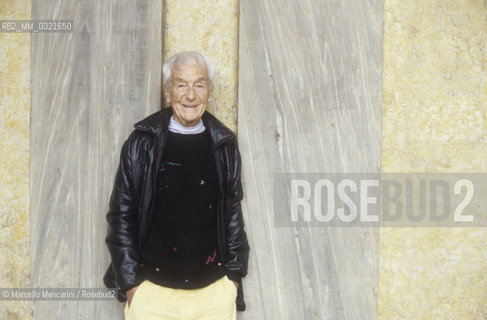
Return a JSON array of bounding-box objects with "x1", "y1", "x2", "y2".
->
[{"x1": 104, "y1": 108, "x2": 249, "y2": 310}]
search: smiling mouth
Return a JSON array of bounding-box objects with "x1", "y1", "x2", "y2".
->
[{"x1": 182, "y1": 104, "x2": 198, "y2": 108}]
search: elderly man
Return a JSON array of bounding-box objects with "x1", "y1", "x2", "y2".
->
[{"x1": 103, "y1": 51, "x2": 249, "y2": 320}]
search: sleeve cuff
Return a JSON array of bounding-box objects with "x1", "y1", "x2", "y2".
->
[{"x1": 225, "y1": 271, "x2": 242, "y2": 283}]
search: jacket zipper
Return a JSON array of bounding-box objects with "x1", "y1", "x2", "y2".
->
[{"x1": 212, "y1": 146, "x2": 226, "y2": 263}]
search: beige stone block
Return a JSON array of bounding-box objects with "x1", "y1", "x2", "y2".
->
[
  {"x1": 0, "y1": 1, "x2": 31, "y2": 319},
  {"x1": 164, "y1": 0, "x2": 239, "y2": 132},
  {"x1": 381, "y1": 1, "x2": 487, "y2": 319}
]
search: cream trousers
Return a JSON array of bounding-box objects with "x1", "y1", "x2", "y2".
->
[{"x1": 124, "y1": 276, "x2": 237, "y2": 320}]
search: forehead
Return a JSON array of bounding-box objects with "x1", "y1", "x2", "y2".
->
[{"x1": 171, "y1": 62, "x2": 209, "y2": 82}]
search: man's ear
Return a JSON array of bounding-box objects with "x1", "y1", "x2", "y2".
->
[
  {"x1": 208, "y1": 90, "x2": 213, "y2": 102},
  {"x1": 163, "y1": 87, "x2": 171, "y2": 103}
]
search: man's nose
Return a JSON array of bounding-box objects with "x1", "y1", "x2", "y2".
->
[{"x1": 186, "y1": 87, "x2": 196, "y2": 100}]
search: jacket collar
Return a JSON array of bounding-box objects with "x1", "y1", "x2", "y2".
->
[{"x1": 133, "y1": 107, "x2": 236, "y2": 147}]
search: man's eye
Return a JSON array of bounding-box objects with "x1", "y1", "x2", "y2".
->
[{"x1": 177, "y1": 84, "x2": 186, "y2": 88}]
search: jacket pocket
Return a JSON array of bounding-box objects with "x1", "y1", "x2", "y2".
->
[{"x1": 103, "y1": 263, "x2": 127, "y2": 302}]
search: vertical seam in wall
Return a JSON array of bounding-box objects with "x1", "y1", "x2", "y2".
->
[
  {"x1": 378, "y1": 0, "x2": 385, "y2": 318},
  {"x1": 161, "y1": 0, "x2": 167, "y2": 108},
  {"x1": 235, "y1": 0, "x2": 240, "y2": 136}
]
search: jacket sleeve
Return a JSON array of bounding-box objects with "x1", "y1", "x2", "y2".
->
[
  {"x1": 224, "y1": 139, "x2": 250, "y2": 284},
  {"x1": 105, "y1": 134, "x2": 143, "y2": 292}
]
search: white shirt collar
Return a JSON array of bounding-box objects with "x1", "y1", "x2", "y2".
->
[{"x1": 168, "y1": 116, "x2": 206, "y2": 134}]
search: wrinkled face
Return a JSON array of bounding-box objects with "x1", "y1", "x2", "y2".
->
[{"x1": 164, "y1": 62, "x2": 212, "y2": 127}]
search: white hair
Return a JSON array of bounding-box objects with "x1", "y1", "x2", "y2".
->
[{"x1": 162, "y1": 51, "x2": 215, "y2": 89}]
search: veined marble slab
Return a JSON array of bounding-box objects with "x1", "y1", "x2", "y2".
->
[
  {"x1": 238, "y1": 0, "x2": 382, "y2": 319},
  {"x1": 30, "y1": 1, "x2": 162, "y2": 319}
]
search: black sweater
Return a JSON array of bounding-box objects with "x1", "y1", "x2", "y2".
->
[{"x1": 141, "y1": 130, "x2": 225, "y2": 289}]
